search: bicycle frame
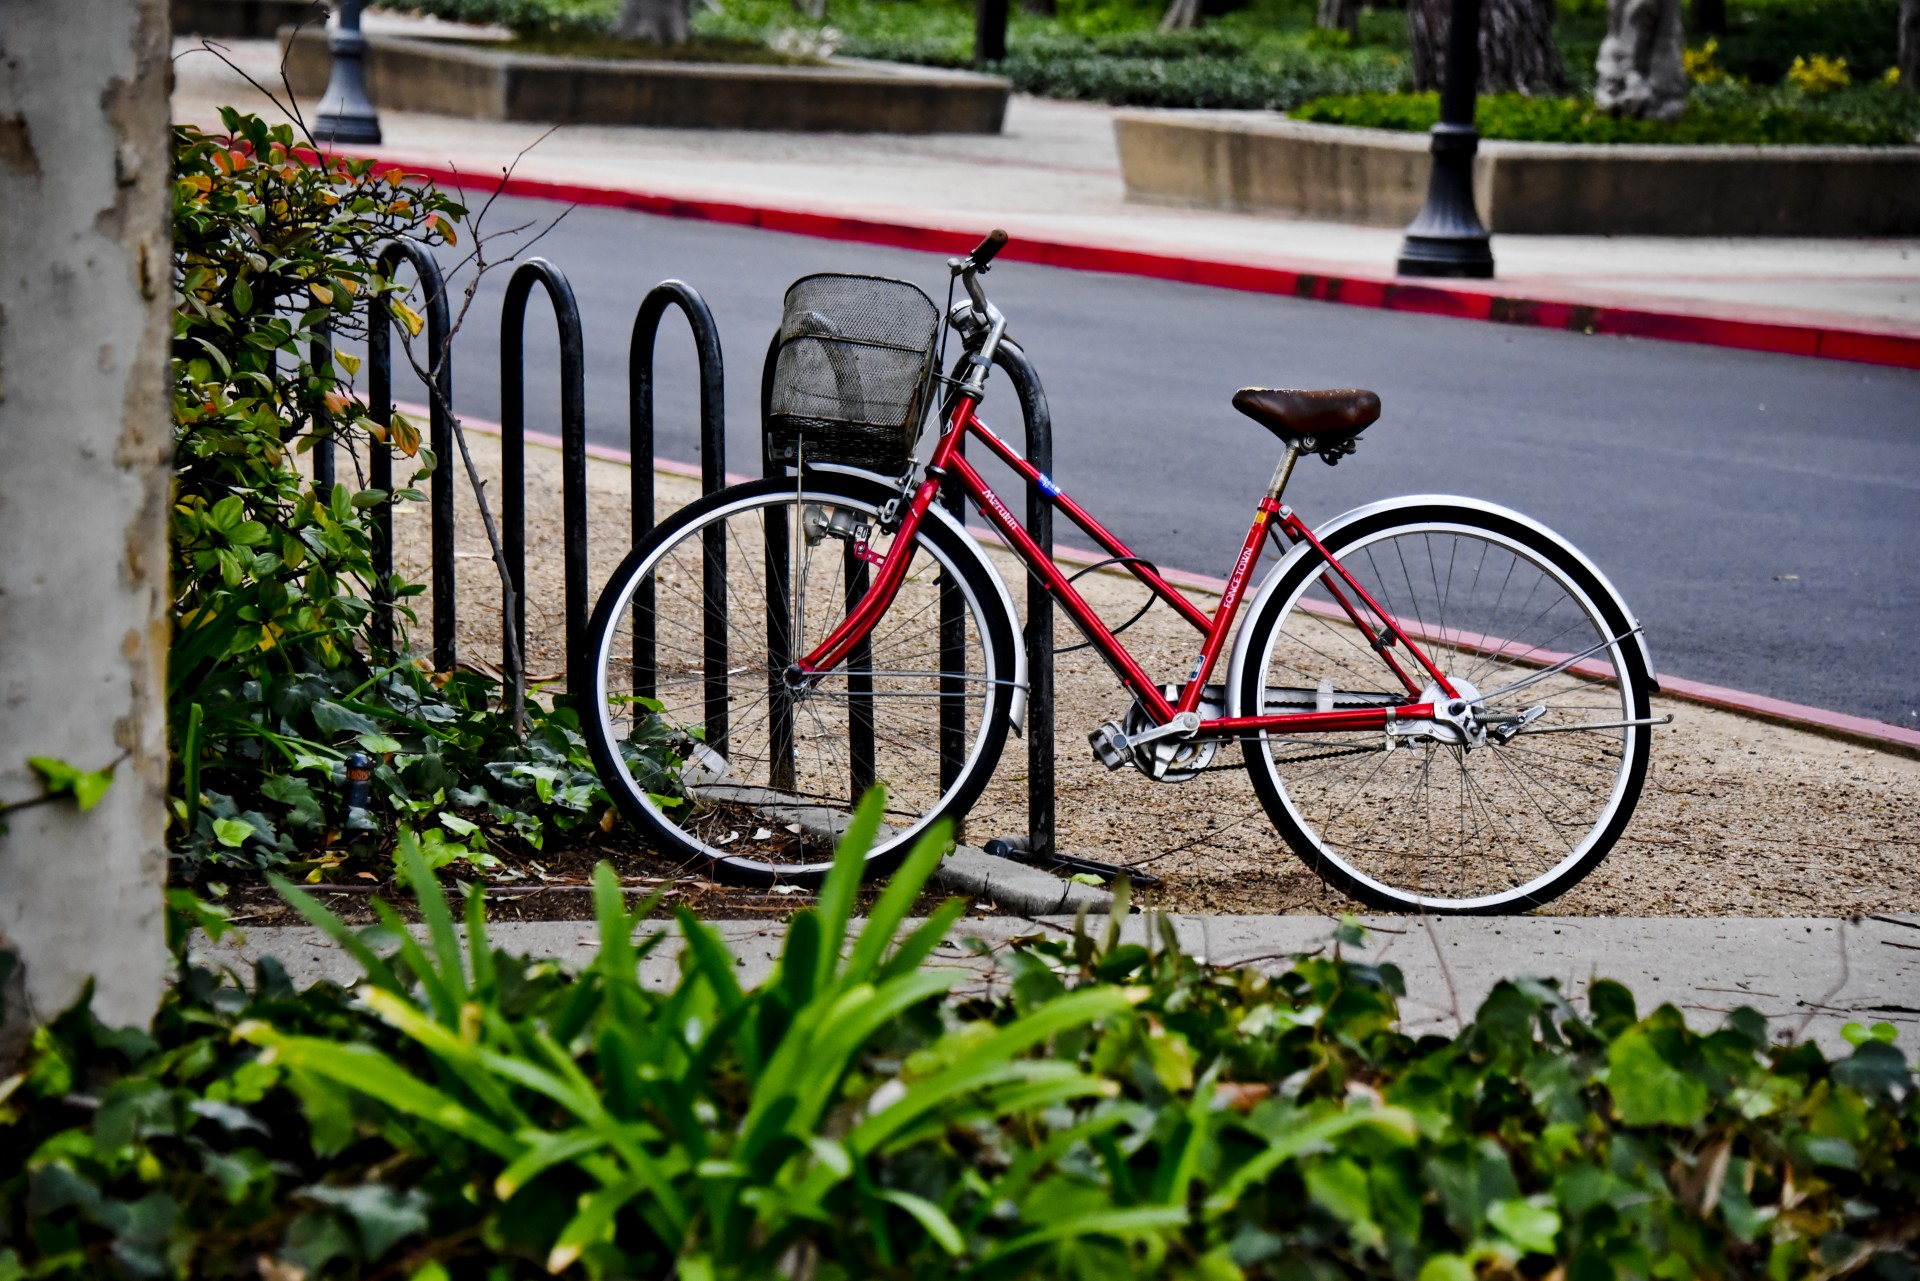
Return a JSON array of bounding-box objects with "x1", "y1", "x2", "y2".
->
[{"x1": 798, "y1": 390, "x2": 1465, "y2": 741}]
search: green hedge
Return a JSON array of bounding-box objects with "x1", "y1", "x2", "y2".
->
[
  {"x1": 4, "y1": 799, "x2": 1917, "y2": 1279},
  {"x1": 1715, "y1": 0, "x2": 1904, "y2": 85},
  {"x1": 831, "y1": 29, "x2": 1406, "y2": 110},
  {"x1": 1292, "y1": 88, "x2": 1920, "y2": 145}
]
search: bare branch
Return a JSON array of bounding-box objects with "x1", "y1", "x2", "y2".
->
[{"x1": 379, "y1": 138, "x2": 579, "y2": 737}]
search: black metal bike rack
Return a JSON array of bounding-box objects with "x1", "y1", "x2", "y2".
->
[
  {"x1": 990, "y1": 339, "x2": 1056, "y2": 862},
  {"x1": 754, "y1": 331, "x2": 1057, "y2": 856},
  {"x1": 500, "y1": 259, "x2": 588, "y2": 692},
  {"x1": 368, "y1": 239, "x2": 454, "y2": 667},
  {"x1": 755, "y1": 332, "x2": 877, "y2": 796},
  {"x1": 629, "y1": 281, "x2": 729, "y2": 749}
]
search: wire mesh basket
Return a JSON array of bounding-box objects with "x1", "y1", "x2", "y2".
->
[{"x1": 766, "y1": 273, "x2": 942, "y2": 476}]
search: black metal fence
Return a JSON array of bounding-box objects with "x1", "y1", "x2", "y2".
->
[{"x1": 335, "y1": 247, "x2": 1060, "y2": 861}]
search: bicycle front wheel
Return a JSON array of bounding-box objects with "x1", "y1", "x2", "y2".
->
[
  {"x1": 583, "y1": 474, "x2": 1019, "y2": 884},
  {"x1": 1234, "y1": 501, "x2": 1652, "y2": 913}
]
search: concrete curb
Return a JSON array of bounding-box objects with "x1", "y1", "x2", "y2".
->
[
  {"x1": 283, "y1": 29, "x2": 1011, "y2": 135},
  {"x1": 930, "y1": 844, "x2": 1112, "y2": 916},
  {"x1": 350, "y1": 153, "x2": 1920, "y2": 372},
  {"x1": 431, "y1": 405, "x2": 1920, "y2": 761},
  {"x1": 202, "y1": 912, "x2": 1920, "y2": 1052},
  {"x1": 1113, "y1": 111, "x2": 1920, "y2": 237}
]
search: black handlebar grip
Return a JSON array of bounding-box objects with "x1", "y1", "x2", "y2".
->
[{"x1": 969, "y1": 228, "x2": 1009, "y2": 267}]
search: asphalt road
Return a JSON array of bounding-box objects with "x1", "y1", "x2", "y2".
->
[{"x1": 383, "y1": 196, "x2": 1920, "y2": 729}]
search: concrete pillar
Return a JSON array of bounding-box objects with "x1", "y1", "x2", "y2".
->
[{"x1": 0, "y1": 0, "x2": 174, "y2": 1053}]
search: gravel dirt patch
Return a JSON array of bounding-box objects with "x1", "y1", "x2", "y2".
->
[{"x1": 375, "y1": 430, "x2": 1919, "y2": 918}]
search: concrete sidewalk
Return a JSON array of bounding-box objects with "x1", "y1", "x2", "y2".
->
[
  {"x1": 207, "y1": 912, "x2": 1920, "y2": 1053},
  {"x1": 170, "y1": 31, "x2": 1920, "y2": 340}
]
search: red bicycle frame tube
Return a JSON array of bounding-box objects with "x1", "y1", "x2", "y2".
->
[{"x1": 797, "y1": 394, "x2": 1449, "y2": 737}]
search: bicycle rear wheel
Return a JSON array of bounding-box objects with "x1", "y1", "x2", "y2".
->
[
  {"x1": 582, "y1": 474, "x2": 1019, "y2": 884},
  {"x1": 1234, "y1": 501, "x2": 1653, "y2": 913}
]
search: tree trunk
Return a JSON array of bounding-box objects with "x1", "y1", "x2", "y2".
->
[
  {"x1": 1595, "y1": 0, "x2": 1688, "y2": 119},
  {"x1": 1317, "y1": 0, "x2": 1360, "y2": 41},
  {"x1": 1409, "y1": 0, "x2": 1569, "y2": 95},
  {"x1": 1159, "y1": 0, "x2": 1204, "y2": 32},
  {"x1": 0, "y1": 0, "x2": 173, "y2": 1054},
  {"x1": 1900, "y1": 0, "x2": 1918, "y2": 92},
  {"x1": 1691, "y1": 0, "x2": 1724, "y2": 37},
  {"x1": 615, "y1": 0, "x2": 691, "y2": 45},
  {"x1": 1018, "y1": 0, "x2": 1056, "y2": 17}
]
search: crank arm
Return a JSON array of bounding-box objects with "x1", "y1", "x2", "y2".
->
[{"x1": 1126, "y1": 710, "x2": 1202, "y2": 747}]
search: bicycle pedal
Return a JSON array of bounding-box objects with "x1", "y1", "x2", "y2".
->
[{"x1": 1088, "y1": 721, "x2": 1131, "y2": 770}]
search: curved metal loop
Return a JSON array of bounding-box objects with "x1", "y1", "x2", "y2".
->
[
  {"x1": 629, "y1": 279, "x2": 727, "y2": 745},
  {"x1": 631, "y1": 279, "x2": 728, "y2": 533},
  {"x1": 500, "y1": 258, "x2": 588, "y2": 694},
  {"x1": 368, "y1": 238, "x2": 454, "y2": 666},
  {"x1": 989, "y1": 339, "x2": 1055, "y2": 859}
]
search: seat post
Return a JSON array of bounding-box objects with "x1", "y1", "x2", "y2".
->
[{"x1": 1267, "y1": 444, "x2": 1302, "y2": 506}]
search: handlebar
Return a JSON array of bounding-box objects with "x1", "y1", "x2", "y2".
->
[
  {"x1": 948, "y1": 229, "x2": 1012, "y2": 399},
  {"x1": 967, "y1": 228, "x2": 1008, "y2": 270}
]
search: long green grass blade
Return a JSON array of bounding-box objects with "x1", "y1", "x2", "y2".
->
[
  {"x1": 237, "y1": 1026, "x2": 521, "y2": 1160},
  {"x1": 1148, "y1": 1067, "x2": 1216, "y2": 1207},
  {"x1": 357, "y1": 987, "x2": 533, "y2": 1129},
  {"x1": 399, "y1": 829, "x2": 468, "y2": 1002},
  {"x1": 813, "y1": 786, "x2": 886, "y2": 994},
  {"x1": 465, "y1": 880, "x2": 496, "y2": 995},
  {"x1": 876, "y1": 1189, "x2": 965, "y2": 1257},
  {"x1": 875, "y1": 897, "x2": 969, "y2": 985},
  {"x1": 181, "y1": 702, "x2": 204, "y2": 831},
  {"x1": 545, "y1": 1173, "x2": 650, "y2": 1274},
  {"x1": 845, "y1": 819, "x2": 951, "y2": 984},
  {"x1": 978, "y1": 1203, "x2": 1188, "y2": 1266},
  {"x1": 674, "y1": 908, "x2": 746, "y2": 1014},
  {"x1": 849, "y1": 1060, "x2": 1094, "y2": 1158},
  {"x1": 369, "y1": 898, "x2": 458, "y2": 1025},
  {"x1": 268, "y1": 873, "x2": 403, "y2": 994}
]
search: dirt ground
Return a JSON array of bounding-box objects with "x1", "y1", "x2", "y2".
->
[{"x1": 369, "y1": 430, "x2": 1919, "y2": 919}]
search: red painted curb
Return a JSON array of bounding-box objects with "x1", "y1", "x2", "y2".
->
[
  {"x1": 367, "y1": 156, "x2": 1920, "y2": 373},
  {"x1": 429, "y1": 405, "x2": 1920, "y2": 758}
]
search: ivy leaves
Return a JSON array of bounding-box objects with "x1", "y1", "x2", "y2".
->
[{"x1": 164, "y1": 111, "x2": 668, "y2": 884}]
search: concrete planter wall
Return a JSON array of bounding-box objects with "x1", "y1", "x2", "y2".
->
[
  {"x1": 1114, "y1": 111, "x2": 1920, "y2": 236},
  {"x1": 281, "y1": 28, "x2": 1010, "y2": 134}
]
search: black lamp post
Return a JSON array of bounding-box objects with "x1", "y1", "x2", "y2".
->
[
  {"x1": 314, "y1": 0, "x2": 382, "y2": 146},
  {"x1": 1396, "y1": 0, "x2": 1493, "y2": 278},
  {"x1": 975, "y1": 0, "x2": 1010, "y2": 64}
]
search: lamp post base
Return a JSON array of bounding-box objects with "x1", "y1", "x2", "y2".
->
[
  {"x1": 1395, "y1": 121, "x2": 1494, "y2": 279},
  {"x1": 313, "y1": 113, "x2": 382, "y2": 146},
  {"x1": 313, "y1": 1, "x2": 382, "y2": 147},
  {"x1": 1396, "y1": 233, "x2": 1494, "y2": 279}
]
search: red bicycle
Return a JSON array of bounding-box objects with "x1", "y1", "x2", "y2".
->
[{"x1": 582, "y1": 232, "x2": 1669, "y2": 913}]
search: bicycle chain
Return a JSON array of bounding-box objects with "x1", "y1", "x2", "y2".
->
[
  {"x1": 1169, "y1": 741, "x2": 1381, "y2": 776},
  {"x1": 1259, "y1": 742, "x2": 1385, "y2": 768}
]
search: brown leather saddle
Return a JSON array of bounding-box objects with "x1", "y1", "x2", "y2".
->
[{"x1": 1231, "y1": 388, "x2": 1381, "y2": 465}]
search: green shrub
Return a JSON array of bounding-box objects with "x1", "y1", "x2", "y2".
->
[
  {"x1": 5, "y1": 798, "x2": 1917, "y2": 1278},
  {"x1": 994, "y1": 34, "x2": 1403, "y2": 109},
  {"x1": 1717, "y1": 0, "x2": 1902, "y2": 85},
  {"x1": 1292, "y1": 87, "x2": 1920, "y2": 145},
  {"x1": 384, "y1": 0, "x2": 618, "y2": 36},
  {"x1": 169, "y1": 111, "x2": 682, "y2": 880}
]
